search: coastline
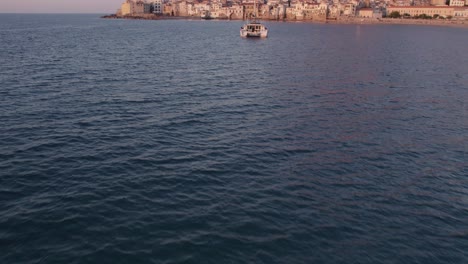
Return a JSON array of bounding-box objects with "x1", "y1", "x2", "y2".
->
[
  {"x1": 328, "y1": 17, "x2": 468, "y2": 28},
  {"x1": 101, "y1": 14, "x2": 468, "y2": 28}
]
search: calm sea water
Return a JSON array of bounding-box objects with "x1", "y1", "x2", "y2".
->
[{"x1": 1, "y1": 14, "x2": 467, "y2": 263}]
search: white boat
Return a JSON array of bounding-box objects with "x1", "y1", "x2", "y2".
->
[
  {"x1": 240, "y1": 0, "x2": 268, "y2": 38},
  {"x1": 240, "y1": 22, "x2": 268, "y2": 38}
]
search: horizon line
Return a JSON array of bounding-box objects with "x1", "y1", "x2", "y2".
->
[{"x1": 0, "y1": 12, "x2": 113, "y2": 15}]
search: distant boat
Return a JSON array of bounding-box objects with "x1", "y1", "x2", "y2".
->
[{"x1": 240, "y1": 0, "x2": 268, "y2": 37}]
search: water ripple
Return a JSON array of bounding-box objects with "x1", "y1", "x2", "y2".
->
[{"x1": 0, "y1": 14, "x2": 468, "y2": 264}]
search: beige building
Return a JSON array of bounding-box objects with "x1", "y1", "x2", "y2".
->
[
  {"x1": 264, "y1": 4, "x2": 287, "y2": 20},
  {"x1": 431, "y1": 0, "x2": 447, "y2": 5},
  {"x1": 358, "y1": 8, "x2": 383, "y2": 18},
  {"x1": 387, "y1": 6, "x2": 454, "y2": 17},
  {"x1": 174, "y1": 1, "x2": 189, "y2": 16},
  {"x1": 121, "y1": 0, "x2": 145, "y2": 15},
  {"x1": 289, "y1": 2, "x2": 327, "y2": 20},
  {"x1": 453, "y1": 7, "x2": 468, "y2": 17},
  {"x1": 243, "y1": 3, "x2": 261, "y2": 20},
  {"x1": 449, "y1": 0, "x2": 466, "y2": 6},
  {"x1": 164, "y1": 4, "x2": 173, "y2": 16},
  {"x1": 152, "y1": 0, "x2": 164, "y2": 14},
  {"x1": 343, "y1": 3, "x2": 357, "y2": 16},
  {"x1": 359, "y1": 8, "x2": 373, "y2": 17},
  {"x1": 121, "y1": 1, "x2": 132, "y2": 15}
]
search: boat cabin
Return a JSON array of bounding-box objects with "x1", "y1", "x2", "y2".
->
[{"x1": 246, "y1": 24, "x2": 263, "y2": 32}]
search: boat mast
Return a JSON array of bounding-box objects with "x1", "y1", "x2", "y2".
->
[{"x1": 254, "y1": 0, "x2": 257, "y2": 22}]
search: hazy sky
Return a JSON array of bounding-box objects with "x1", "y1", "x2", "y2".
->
[{"x1": 0, "y1": 0, "x2": 124, "y2": 13}]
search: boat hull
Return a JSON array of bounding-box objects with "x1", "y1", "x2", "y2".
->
[{"x1": 240, "y1": 30, "x2": 268, "y2": 38}]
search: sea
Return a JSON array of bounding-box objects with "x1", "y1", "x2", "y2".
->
[{"x1": 0, "y1": 14, "x2": 467, "y2": 264}]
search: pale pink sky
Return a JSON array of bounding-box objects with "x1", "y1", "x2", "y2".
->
[{"x1": 0, "y1": 0, "x2": 125, "y2": 13}]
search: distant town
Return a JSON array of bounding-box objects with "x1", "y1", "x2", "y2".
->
[{"x1": 108, "y1": 0, "x2": 468, "y2": 22}]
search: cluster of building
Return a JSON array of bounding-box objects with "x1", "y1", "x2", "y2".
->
[{"x1": 116, "y1": 0, "x2": 468, "y2": 20}]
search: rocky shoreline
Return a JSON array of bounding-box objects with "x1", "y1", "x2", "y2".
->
[{"x1": 101, "y1": 14, "x2": 468, "y2": 28}]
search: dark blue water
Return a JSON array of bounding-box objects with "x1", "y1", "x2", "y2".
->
[{"x1": 1, "y1": 14, "x2": 468, "y2": 263}]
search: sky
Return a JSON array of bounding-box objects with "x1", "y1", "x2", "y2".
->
[{"x1": 0, "y1": 0, "x2": 124, "y2": 13}]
